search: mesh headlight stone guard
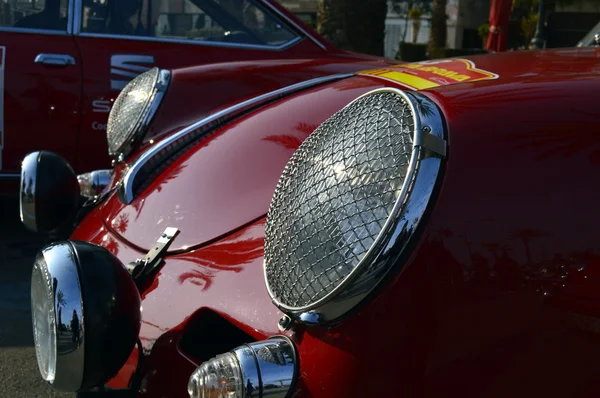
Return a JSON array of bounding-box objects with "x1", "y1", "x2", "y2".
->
[
  {"x1": 264, "y1": 88, "x2": 447, "y2": 324},
  {"x1": 106, "y1": 67, "x2": 170, "y2": 160}
]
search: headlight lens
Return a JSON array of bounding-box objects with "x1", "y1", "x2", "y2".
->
[
  {"x1": 31, "y1": 255, "x2": 57, "y2": 382},
  {"x1": 30, "y1": 241, "x2": 141, "y2": 392},
  {"x1": 188, "y1": 352, "x2": 243, "y2": 398},
  {"x1": 106, "y1": 67, "x2": 170, "y2": 160}
]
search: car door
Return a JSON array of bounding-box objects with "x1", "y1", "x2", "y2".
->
[
  {"x1": 0, "y1": 0, "x2": 82, "y2": 182},
  {"x1": 73, "y1": 0, "x2": 331, "y2": 173}
]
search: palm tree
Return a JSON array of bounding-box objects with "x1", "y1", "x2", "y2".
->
[
  {"x1": 56, "y1": 290, "x2": 66, "y2": 331},
  {"x1": 56, "y1": 290, "x2": 66, "y2": 308},
  {"x1": 509, "y1": 228, "x2": 547, "y2": 265},
  {"x1": 428, "y1": 0, "x2": 447, "y2": 58},
  {"x1": 317, "y1": 0, "x2": 388, "y2": 56}
]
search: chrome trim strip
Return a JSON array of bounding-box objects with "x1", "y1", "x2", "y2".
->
[
  {"x1": 72, "y1": 0, "x2": 82, "y2": 35},
  {"x1": 77, "y1": 33, "x2": 302, "y2": 51},
  {"x1": 37, "y1": 242, "x2": 85, "y2": 391},
  {"x1": 264, "y1": 87, "x2": 447, "y2": 323},
  {"x1": 0, "y1": 173, "x2": 20, "y2": 178},
  {"x1": 0, "y1": 27, "x2": 67, "y2": 36},
  {"x1": 119, "y1": 73, "x2": 353, "y2": 204},
  {"x1": 34, "y1": 54, "x2": 76, "y2": 66},
  {"x1": 261, "y1": 0, "x2": 327, "y2": 51},
  {"x1": 66, "y1": 0, "x2": 74, "y2": 34}
]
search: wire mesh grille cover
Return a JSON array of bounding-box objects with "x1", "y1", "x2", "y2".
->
[
  {"x1": 264, "y1": 91, "x2": 415, "y2": 309},
  {"x1": 107, "y1": 67, "x2": 158, "y2": 157}
]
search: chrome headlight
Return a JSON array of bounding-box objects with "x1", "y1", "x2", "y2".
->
[
  {"x1": 31, "y1": 241, "x2": 141, "y2": 392},
  {"x1": 264, "y1": 88, "x2": 447, "y2": 324},
  {"x1": 188, "y1": 336, "x2": 297, "y2": 398},
  {"x1": 20, "y1": 151, "x2": 80, "y2": 233},
  {"x1": 106, "y1": 67, "x2": 170, "y2": 161}
]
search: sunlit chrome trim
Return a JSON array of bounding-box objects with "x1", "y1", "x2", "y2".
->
[
  {"x1": 66, "y1": 0, "x2": 73, "y2": 34},
  {"x1": 232, "y1": 336, "x2": 297, "y2": 398},
  {"x1": 77, "y1": 33, "x2": 303, "y2": 51},
  {"x1": 35, "y1": 242, "x2": 85, "y2": 391},
  {"x1": 264, "y1": 87, "x2": 447, "y2": 324},
  {"x1": 119, "y1": 73, "x2": 353, "y2": 204},
  {"x1": 34, "y1": 54, "x2": 76, "y2": 66},
  {"x1": 232, "y1": 347, "x2": 261, "y2": 397},
  {"x1": 20, "y1": 152, "x2": 38, "y2": 232},
  {"x1": 0, "y1": 26, "x2": 67, "y2": 36},
  {"x1": 261, "y1": 0, "x2": 327, "y2": 51},
  {"x1": 71, "y1": 0, "x2": 82, "y2": 35},
  {"x1": 0, "y1": 173, "x2": 20, "y2": 178}
]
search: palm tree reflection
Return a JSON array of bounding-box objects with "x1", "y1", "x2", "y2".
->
[
  {"x1": 177, "y1": 225, "x2": 265, "y2": 290},
  {"x1": 263, "y1": 122, "x2": 318, "y2": 150}
]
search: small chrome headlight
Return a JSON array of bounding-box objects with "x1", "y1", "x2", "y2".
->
[
  {"x1": 188, "y1": 336, "x2": 297, "y2": 398},
  {"x1": 264, "y1": 88, "x2": 447, "y2": 324},
  {"x1": 31, "y1": 241, "x2": 141, "y2": 392},
  {"x1": 20, "y1": 151, "x2": 80, "y2": 233},
  {"x1": 77, "y1": 169, "x2": 112, "y2": 199},
  {"x1": 106, "y1": 67, "x2": 170, "y2": 161}
]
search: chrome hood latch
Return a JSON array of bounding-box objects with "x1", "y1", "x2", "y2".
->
[{"x1": 126, "y1": 227, "x2": 180, "y2": 280}]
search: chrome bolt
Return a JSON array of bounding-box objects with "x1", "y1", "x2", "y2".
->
[
  {"x1": 278, "y1": 315, "x2": 292, "y2": 332},
  {"x1": 422, "y1": 126, "x2": 432, "y2": 134}
]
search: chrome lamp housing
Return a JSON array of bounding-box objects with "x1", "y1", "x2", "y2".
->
[
  {"x1": 20, "y1": 151, "x2": 81, "y2": 234},
  {"x1": 188, "y1": 336, "x2": 297, "y2": 398},
  {"x1": 31, "y1": 241, "x2": 141, "y2": 392},
  {"x1": 263, "y1": 88, "x2": 447, "y2": 324},
  {"x1": 106, "y1": 67, "x2": 170, "y2": 161}
]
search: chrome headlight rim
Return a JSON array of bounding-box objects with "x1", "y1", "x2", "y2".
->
[
  {"x1": 107, "y1": 68, "x2": 170, "y2": 161},
  {"x1": 188, "y1": 335, "x2": 298, "y2": 398},
  {"x1": 32, "y1": 241, "x2": 85, "y2": 391},
  {"x1": 263, "y1": 87, "x2": 447, "y2": 324},
  {"x1": 20, "y1": 152, "x2": 38, "y2": 232},
  {"x1": 19, "y1": 151, "x2": 81, "y2": 234}
]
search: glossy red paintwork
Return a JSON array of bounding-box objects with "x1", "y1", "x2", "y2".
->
[
  {"x1": 69, "y1": 48, "x2": 600, "y2": 397},
  {"x1": 0, "y1": 0, "x2": 381, "y2": 194},
  {"x1": 1, "y1": 31, "x2": 81, "y2": 192},
  {"x1": 101, "y1": 76, "x2": 387, "y2": 252},
  {"x1": 140, "y1": 57, "x2": 396, "y2": 148}
]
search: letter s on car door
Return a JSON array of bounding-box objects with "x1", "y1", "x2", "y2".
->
[{"x1": 0, "y1": 0, "x2": 82, "y2": 178}]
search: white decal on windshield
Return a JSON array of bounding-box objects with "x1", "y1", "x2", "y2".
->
[
  {"x1": 0, "y1": 46, "x2": 5, "y2": 171},
  {"x1": 110, "y1": 54, "x2": 155, "y2": 91}
]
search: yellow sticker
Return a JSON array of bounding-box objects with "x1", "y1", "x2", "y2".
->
[{"x1": 359, "y1": 58, "x2": 498, "y2": 90}]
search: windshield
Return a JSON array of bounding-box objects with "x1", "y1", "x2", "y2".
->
[
  {"x1": 81, "y1": 0, "x2": 299, "y2": 47},
  {"x1": 577, "y1": 20, "x2": 600, "y2": 47}
]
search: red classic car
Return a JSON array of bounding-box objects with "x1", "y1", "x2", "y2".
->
[
  {"x1": 19, "y1": 46, "x2": 600, "y2": 398},
  {"x1": 0, "y1": 0, "x2": 385, "y2": 193}
]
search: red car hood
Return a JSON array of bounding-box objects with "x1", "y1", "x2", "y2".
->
[
  {"x1": 101, "y1": 48, "x2": 600, "y2": 253},
  {"x1": 101, "y1": 75, "x2": 389, "y2": 252}
]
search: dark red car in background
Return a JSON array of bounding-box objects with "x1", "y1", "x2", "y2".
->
[{"x1": 0, "y1": 0, "x2": 388, "y2": 193}]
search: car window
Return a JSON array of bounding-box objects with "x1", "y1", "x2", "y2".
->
[
  {"x1": 0, "y1": 0, "x2": 69, "y2": 31},
  {"x1": 577, "y1": 20, "x2": 600, "y2": 47},
  {"x1": 81, "y1": 0, "x2": 298, "y2": 47}
]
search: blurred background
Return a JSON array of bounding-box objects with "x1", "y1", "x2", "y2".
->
[{"x1": 277, "y1": 0, "x2": 600, "y2": 60}]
